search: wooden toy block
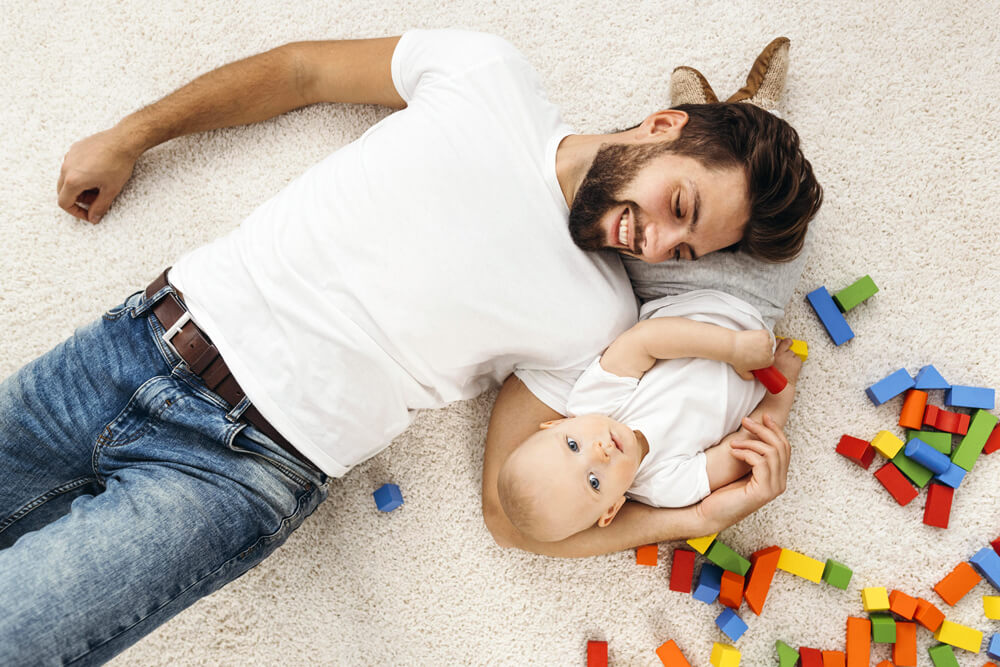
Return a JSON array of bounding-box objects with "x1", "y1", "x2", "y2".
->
[
  {"x1": 719, "y1": 570, "x2": 745, "y2": 609},
  {"x1": 915, "y1": 598, "x2": 945, "y2": 632},
  {"x1": 891, "y1": 448, "x2": 934, "y2": 488},
  {"x1": 870, "y1": 612, "x2": 896, "y2": 643},
  {"x1": 669, "y1": 549, "x2": 696, "y2": 593},
  {"x1": 923, "y1": 483, "x2": 954, "y2": 529},
  {"x1": 752, "y1": 365, "x2": 788, "y2": 393},
  {"x1": 821, "y1": 650, "x2": 846, "y2": 667},
  {"x1": 822, "y1": 559, "x2": 853, "y2": 590},
  {"x1": 715, "y1": 608, "x2": 748, "y2": 642},
  {"x1": 984, "y1": 423, "x2": 1000, "y2": 454},
  {"x1": 993, "y1": 536, "x2": 1000, "y2": 557},
  {"x1": 687, "y1": 533, "x2": 718, "y2": 554},
  {"x1": 889, "y1": 589, "x2": 919, "y2": 619},
  {"x1": 372, "y1": 483, "x2": 404, "y2": 511},
  {"x1": 833, "y1": 275, "x2": 879, "y2": 312},
  {"x1": 934, "y1": 619, "x2": 983, "y2": 653},
  {"x1": 693, "y1": 563, "x2": 723, "y2": 604},
  {"x1": 587, "y1": 640, "x2": 608, "y2": 667},
  {"x1": 905, "y1": 437, "x2": 951, "y2": 474},
  {"x1": 989, "y1": 634, "x2": 1000, "y2": 659},
  {"x1": 873, "y1": 462, "x2": 919, "y2": 505},
  {"x1": 788, "y1": 339, "x2": 809, "y2": 362},
  {"x1": 745, "y1": 546, "x2": 781, "y2": 615},
  {"x1": 875, "y1": 661, "x2": 893, "y2": 667},
  {"x1": 867, "y1": 368, "x2": 916, "y2": 406},
  {"x1": 777, "y1": 548, "x2": 824, "y2": 583},
  {"x1": 705, "y1": 540, "x2": 751, "y2": 575},
  {"x1": 925, "y1": 403, "x2": 941, "y2": 428},
  {"x1": 928, "y1": 643, "x2": 960, "y2": 667},
  {"x1": 776, "y1": 640, "x2": 799, "y2": 667},
  {"x1": 806, "y1": 286, "x2": 855, "y2": 345},
  {"x1": 946, "y1": 385, "x2": 996, "y2": 410},
  {"x1": 846, "y1": 617, "x2": 871, "y2": 667},
  {"x1": 971, "y1": 547, "x2": 1000, "y2": 591},
  {"x1": 893, "y1": 621, "x2": 918, "y2": 666},
  {"x1": 655, "y1": 639, "x2": 691, "y2": 666},
  {"x1": 988, "y1": 662, "x2": 1000, "y2": 667},
  {"x1": 799, "y1": 647, "x2": 823, "y2": 667},
  {"x1": 709, "y1": 642, "x2": 741, "y2": 667},
  {"x1": 837, "y1": 435, "x2": 876, "y2": 469},
  {"x1": 984, "y1": 596, "x2": 1000, "y2": 619},
  {"x1": 915, "y1": 365, "x2": 950, "y2": 390},
  {"x1": 934, "y1": 408, "x2": 970, "y2": 435},
  {"x1": 636, "y1": 544, "x2": 658, "y2": 566},
  {"x1": 932, "y1": 462, "x2": 967, "y2": 489},
  {"x1": 862, "y1": 586, "x2": 891, "y2": 612},
  {"x1": 899, "y1": 390, "x2": 929, "y2": 430},
  {"x1": 935, "y1": 561, "x2": 982, "y2": 606},
  {"x1": 906, "y1": 429, "x2": 952, "y2": 454},
  {"x1": 871, "y1": 430, "x2": 904, "y2": 458},
  {"x1": 952, "y1": 410, "x2": 1000, "y2": 471}
]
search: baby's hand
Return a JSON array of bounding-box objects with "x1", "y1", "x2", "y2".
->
[
  {"x1": 730, "y1": 329, "x2": 775, "y2": 380},
  {"x1": 772, "y1": 337, "x2": 803, "y2": 386}
]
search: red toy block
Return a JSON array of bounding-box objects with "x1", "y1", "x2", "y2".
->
[
  {"x1": 800, "y1": 647, "x2": 823, "y2": 667},
  {"x1": 993, "y1": 536, "x2": 1000, "y2": 558},
  {"x1": 637, "y1": 544, "x2": 658, "y2": 566},
  {"x1": 889, "y1": 590, "x2": 918, "y2": 619},
  {"x1": 923, "y1": 483, "x2": 954, "y2": 529},
  {"x1": 899, "y1": 390, "x2": 928, "y2": 430},
  {"x1": 587, "y1": 640, "x2": 608, "y2": 667},
  {"x1": 719, "y1": 570, "x2": 745, "y2": 609},
  {"x1": 935, "y1": 408, "x2": 970, "y2": 435},
  {"x1": 892, "y1": 622, "x2": 917, "y2": 666},
  {"x1": 914, "y1": 598, "x2": 945, "y2": 632},
  {"x1": 924, "y1": 404, "x2": 940, "y2": 428},
  {"x1": 934, "y1": 561, "x2": 982, "y2": 606},
  {"x1": 822, "y1": 650, "x2": 846, "y2": 667},
  {"x1": 985, "y1": 423, "x2": 1000, "y2": 455},
  {"x1": 655, "y1": 639, "x2": 691, "y2": 666},
  {"x1": 873, "y1": 462, "x2": 919, "y2": 505},
  {"x1": 669, "y1": 549, "x2": 696, "y2": 593},
  {"x1": 836, "y1": 435, "x2": 876, "y2": 469},
  {"x1": 846, "y1": 617, "x2": 871, "y2": 667},
  {"x1": 745, "y1": 545, "x2": 781, "y2": 615}
]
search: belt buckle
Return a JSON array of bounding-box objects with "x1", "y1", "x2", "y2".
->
[{"x1": 161, "y1": 310, "x2": 192, "y2": 360}]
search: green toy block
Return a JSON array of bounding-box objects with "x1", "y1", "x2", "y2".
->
[
  {"x1": 822, "y1": 559, "x2": 853, "y2": 590},
  {"x1": 951, "y1": 409, "x2": 999, "y2": 471},
  {"x1": 776, "y1": 640, "x2": 799, "y2": 667},
  {"x1": 907, "y1": 430, "x2": 952, "y2": 454},
  {"x1": 928, "y1": 643, "x2": 960, "y2": 667},
  {"x1": 705, "y1": 540, "x2": 751, "y2": 576},
  {"x1": 870, "y1": 612, "x2": 896, "y2": 643},
  {"x1": 833, "y1": 275, "x2": 879, "y2": 312},
  {"x1": 892, "y1": 447, "x2": 934, "y2": 488}
]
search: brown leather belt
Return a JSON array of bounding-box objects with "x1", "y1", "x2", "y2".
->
[{"x1": 145, "y1": 268, "x2": 319, "y2": 474}]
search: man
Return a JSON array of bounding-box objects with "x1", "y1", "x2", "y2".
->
[{"x1": 3, "y1": 30, "x2": 820, "y2": 663}]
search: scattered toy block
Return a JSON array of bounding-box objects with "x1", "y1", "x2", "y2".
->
[
  {"x1": 837, "y1": 435, "x2": 876, "y2": 469},
  {"x1": 915, "y1": 365, "x2": 950, "y2": 390},
  {"x1": 993, "y1": 536, "x2": 1000, "y2": 557},
  {"x1": 984, "y1": 596, "x2": 1000, "y2": 620},
  {"x1": 705, "y1": 541, "x2": 751, "y2": 576},
  {"x1": 799, "y1": 647, "x2": 823, "y2": 667},
  {"x1": 745, "y1": 546, "x2": 781, "y2": 615},
  {"x1": 807, "y1": 286, "x2": 855, "y2": 346},
  {"x1": 372, "y1": 483, "x2": 404, "y2": 511},
  {"x1": 752, "y1": 365, "x2": 788, "y2": 393},
  {"x1": 871, "y1": 430, "x2": 904, "y2": 458},
  {"x1": 925, "y1": 404, "x2": 941, "y2": 428},
  {"x1": 932, "y1": 462, "x2": 967, "y2": 489},
  {"x1": 934, "y1": 619, "x2": 983, "y2": 653},
  {"x1": 875, "y1": 661, "x2": 893, "y2": 667},
  {"x1": 845, "y1": 617, "x2": 871, "y2": 667},
  {"x1": 870, "y1": 612, "x2": 896, "y2": 643},
  {"x1": 862, "y1": 586, "x2": 891, "y2": 612},
  {"x1": 822, "y1": 650, "x2": 846, "y2": 667},
  {"x1": 989, "y1": 634, "x2": 1000, "y2": 660},
  {"x1": 952, "y1": 410, "x2": 1000, "y2": 471},
  {"x1": 915, "y1": 598, "x2": 945, "y2": 632},
  {"x1": 906, "y1": 429, "x2": 952, "y2": 453},
  {"x1": 693, "y1": 563, "x2": 723, "y2": 604},
  {"x1": 984, "y1": 423, "x2": 1000, "y2": 455},
  {"x1": 833, "y1": 275, "x2": 879, "y2": 312},
  {"x1": 933, "y1": 408, "x2": 970, "y2": 435},
  {"x1": 935, "y1": 561, "x2": 982, "y2": 606},
  {"x1": 776, "y1": 640, "x2": 799, "y2": 667},
  {"x1": 788, "y1": 339, "x2": 809, "y2": 362},
  {"x1": 636, "y1": 544, "x2": 658, "y2": 566},
  {"x1": 905, "y1": 437, "x2": 951, "y2": 474},
  {"x1": 946, "y1": 385, "x2": 995, "y2": 410},
  {"x1": 867, "y1": 368, "x2": 916, "y2": 406},
  {"x1": 889, "y1": 590, "x2": 919, "y2": 619},
  {"x1": 923, "y1": 483, "x2": 955, "y2": 529},
  {"x1": 777, "y1": 548, "x2": 824, "y2": 583},
  {"x1": 822, "y1": 559, "x2": 853, "y2": 590},
  {"x1": 719, "y1": 570, "x2": 745, "y2": 609},
  {"x1": 873, "y1": 462, "x2": 919, "y2": 505},
  {"x1": 655, "y1": 639, "x2": 691, "y2": 666},
  {"x1": 709, "y1": 642, "x2": 740, "y2": 667},
  {"x1": 687, "y1": 533, "x2": 718, "y2": 554},
  {"x1": 715, "y1": 608, "x2": 748, "y2": 642},
  {"x1": 670, "y1": 549, "x2": 696, "y2": 593},
  {"x1": 891, "y1": 448, "x2": 934, "y2": 488},
  {"x1": 587, "y1": 640, "x2": 608, "y2": 667},
  {"x1": 900, "y1": 390, "x2": 929, "y2": 430},
  {"x1": 893, "y1": 621, "x2": 918, "y2": 666},
  {"x1": 971, "y1": 548, "x2": 1000, "y2": 591},
  {"x1": 927, "y1": 643, "x2": 959, "y2": 667}
]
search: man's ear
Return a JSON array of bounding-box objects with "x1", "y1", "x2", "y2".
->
[
  {"x1": 596, "y1": 495, "x2": 628, "y2": 528},
  {"x1": 539, "y1": 418, "x2": 567, "y2": 430},
  {"x1": 635, "y1": 109, "x2": 689, "y2": 143}
]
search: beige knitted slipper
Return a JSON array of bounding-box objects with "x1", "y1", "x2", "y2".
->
[
  {"x1": 669, "y1": 65, "x2": 719, "y2": 105},
  {"x1": 725, "y1": 37, "x2": 790, "y2": 112}
]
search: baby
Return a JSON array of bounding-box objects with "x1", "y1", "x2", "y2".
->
[{"x1": 497, "y1": 289, "x2": 802, "y2": 542}]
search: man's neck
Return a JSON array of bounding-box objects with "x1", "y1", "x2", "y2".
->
[{"x1": 554, "y1": 132, "x2": 622, "y2": 210}]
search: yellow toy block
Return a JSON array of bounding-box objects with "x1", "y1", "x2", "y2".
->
[
  {"x1": 776, "y1": 337, "x2": 808, "y2": 362},
  {"x1": 934, "y1": 619, "x2": 983, "y2": 653},
  {"x1": 862, "y1": 587, "x2": 891, "y2": 612},
  {"x1": 871, "y1": 431, "x2": 904, "y2": 458},
  {"x1": 687, "y1": 533, "x2": 718, "y2": 554},
  {"x1": 985, "y1": 595, "x2": 1000, "y2": 620},
  {"x1": 710, "y1": 642, "x2": 741, "y2": 667},
  {"x1": 777, "y1": 548, "x2": 824, "y2": 583}
]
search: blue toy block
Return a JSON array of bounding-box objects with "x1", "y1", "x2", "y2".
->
[
  {"x1": 932, "y1": 462, "x2": 967, "y2": 488},
  {"x1": 914, "y1": 365, "x2": 950, "y2": 390},
  {"x1": 904, "y1": 438, "x2": 951, "y2": 474},
  {"x1": 692, "y1": 563, "x2": 723, "y2": 604},
  {"x1": 866, "y1": 368, "x2": 916, "y2": 406},
  {"x1": 946, "y1": 385, "x2": 996, "y2": 410},
  {"x1": 971, "y1": 548, "x2": 1000, "y2": 592},
  {"x1": 373, "y1": 483, "x2": 404, "y2": 512},
  {"x1": 715, "y1": 607, "x2": 749, "y2": 642},
  {"x1": 988, "y1": 633, "x2": 1000, "y2": 660},
  {"x1": 806, "y1": 287, "x2": 855, "y2": 346}
]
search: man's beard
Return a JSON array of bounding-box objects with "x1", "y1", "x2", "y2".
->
[{"x1": 567, "y1": 141, "x2": 677, "y2": 252}]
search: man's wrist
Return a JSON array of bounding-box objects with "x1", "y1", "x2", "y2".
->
[{"x1": 114, "y1": 111, "x2": 163, "y2": 159}]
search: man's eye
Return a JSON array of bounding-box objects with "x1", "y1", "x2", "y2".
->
[
  {"x1": 567, "y1": 437, "x2": 579, "y2": 452},
  {"x1": 588, "y1": 473, "x2": 600, "y2": 490}
]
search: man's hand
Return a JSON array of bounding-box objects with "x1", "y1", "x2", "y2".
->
[
  {"x1": 694, "y1": 413, "x2": 791, "y2": 532},
  {"x1": 58, "y1": 127, "x2": 139, "y2": 224},
  {"x1": 729, "y1": 329, "x2": 775, "y2": 380}
]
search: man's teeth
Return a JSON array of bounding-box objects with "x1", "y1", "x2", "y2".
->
[{"x1": 618, "y1": 210, "x2": 628, "y2": 246}]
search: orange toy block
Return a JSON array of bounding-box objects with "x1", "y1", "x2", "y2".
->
[
  {"x1": 935, "y1": 561, "x2": 982, "y2": 606},
  {"x1": 889, "y1": 589, "x2": 918, "y2": 619},
  {"x1": 745, "y1": 545, "x2": 781, "y2": 615},
  {"x1": 914, "y1": 597, "x2": 945, "y2": 632},
  {"x1": 636, "y1": 544, "x2": 658, "y2": 566},
  {"x1": 899, "y1": 390, "x2": 928, "y2": 430},
  {"x1": 846, "y1": 617, "x2": 871, "y2": 667},
  {"x1": 719, "y1": 570, "x2": 745, "y2": 609},
  {"x1": 875, "y1": 662, "x2": 893, "y2": 667},
  {"x1": 892, "y1": 622, "x2": 917, "y2": 666},
  {"x1": 822, "y1": 650, "x2": 846, "y2": 667},
  {"x1": 655, "y1": 639, "x2": 691, "y2": 666}
]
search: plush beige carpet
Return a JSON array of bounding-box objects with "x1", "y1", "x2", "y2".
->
[{"x1": 3, "y1": 0, "x2": 1000, "y2": 664}]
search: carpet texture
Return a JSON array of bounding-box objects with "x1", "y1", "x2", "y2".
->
[{"x1": 3, "y1": 1, "x2": 1000, "y2": 664}]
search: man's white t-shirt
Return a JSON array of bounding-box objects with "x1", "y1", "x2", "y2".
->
[
  {"x1": 565, "y1": 290, "x2": 768, "y2": 507},
  {"x1": 168, "y1": 30, "x2": 637, "y2": 477}
]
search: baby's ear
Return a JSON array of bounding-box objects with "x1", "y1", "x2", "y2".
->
[
  {"x1": 539, "y1": 418, "x2": 567, "y2": 430},
  {"x1": 596, "y1": 496, "x2": 629, "y2": 528}
]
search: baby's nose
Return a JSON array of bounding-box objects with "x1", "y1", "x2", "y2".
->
[{"x1": 593, "y1": 439, "x2": 611, "y2": 460}]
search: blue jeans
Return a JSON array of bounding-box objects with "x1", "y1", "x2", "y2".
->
[{"x1": 0, "y1": 284, "x2": 329, "y2": 665}]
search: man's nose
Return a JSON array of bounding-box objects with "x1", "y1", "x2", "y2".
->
[{"x1": 641, "y1": 221, "x2": 677, "y2": 263}]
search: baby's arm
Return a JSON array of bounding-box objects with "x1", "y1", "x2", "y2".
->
[{"x1": 600, "y1": 317, "x2": 773, "y2": 379}]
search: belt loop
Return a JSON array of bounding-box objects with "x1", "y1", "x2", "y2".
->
[{"x1": 226, "y1": 396, "x2": 253, "y2": 423}]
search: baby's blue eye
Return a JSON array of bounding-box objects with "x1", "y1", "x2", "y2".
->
[
  {"x1": 589, "y1": 473, "x2": 600, "y2": 490},
  {"x1": 567, "y1": 437, "x2": 579, "y2": 452}
]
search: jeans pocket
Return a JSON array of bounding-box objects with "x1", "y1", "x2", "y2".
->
[
  {"x1": 227, "y1": 425, "x2": 320, "y2": 491},
  {"x1": 102, "y1": 290, "x2": 145, "y2": 322}
]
